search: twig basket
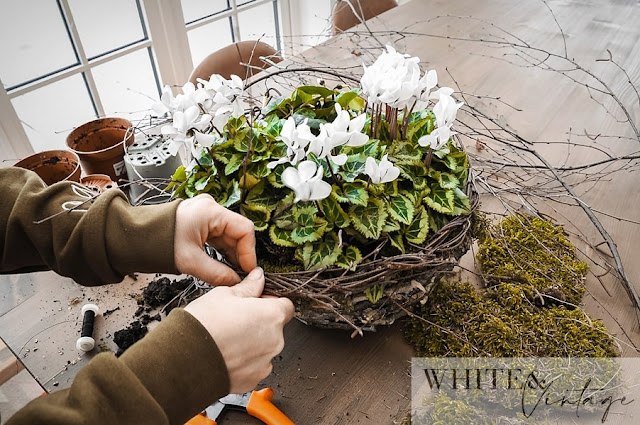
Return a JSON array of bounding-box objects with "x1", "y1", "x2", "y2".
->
[{"x1": 263, "y1": 184, "x2": 478, "y2": 333}]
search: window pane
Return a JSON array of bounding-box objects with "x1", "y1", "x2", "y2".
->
[
  {"x1": 0, "y1": 0, "x2": 77, "y2": 89},
  {"x1": 181, "y1": 0, "x2": 229, "y2": 24},
  {"x1": 238, "y1": 2, "x2": 278, "y2": 49},
  {"x1": 92, "y1": 48, "x2": 160, "y2": 122},
  {"x1": 68, "y1": 0, "x2": 146, "y2": 59},
  {"x1": 237, "y1": 0, "x2": 257, "y2": 5},
  {"x1": 12, "y1": 75, "x2": 96, "y2": 152},
  {"x1": 187, "y1": 19, "x2": 234, "y2": 69}
]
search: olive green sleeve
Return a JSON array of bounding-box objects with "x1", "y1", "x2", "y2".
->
[
  {"x1": 6, "y1": 309, "x2": 231, "y2": 425},
  {"x1": 0, "y1": 167, "x2": 180, "y2": 285}
]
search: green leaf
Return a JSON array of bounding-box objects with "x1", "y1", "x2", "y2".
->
[
  {"x1": 424, "y1": 184, "x2": 455, "y2": 214},
  {"x1": 331, "y1": 182, "x2": 368, "y2": 206},
  {"x1": 292, "y1": 204, "x2": 318, "y2": 227},
  {"x1": 404, "y1": 206, "x2": 430, "y2": 244},
  {"x1": 438, "y1": 172, "x2": 460, "y2": 190},
  {"x1": 194, "y1": 174, "x2": 212, "y2": 191},
  {"x1": 245, "y1": 180, "x2": 281, "y2": 212},
  {"x1": 224, "y1": 153, "x2": 245, "y2": 175},
  {"x1": 396, "y1": 161, "x2": 428, "y2": 180},
  {"x1": 388, "y1": 232, "x2": 406, "y2": 254},
  {"x1": 291, "y1": 218, "x2": 328, "y2": 244},
  {"x1": 388, "y1": 194, "x2": 414, "y2": 225},
  {"x1": 336, "y1": 245, "x2": 362, "y2": 271},
  {"x1": 299, "y1": 232, "x2": 341, "y2": 270},
  {"x1": 344, "y1": 139, "x2": 379, "y2": 157},
  {"x1": 240, "y1": 204, "x2": 270, "y2": 231},
  {"x1": 220, "y1": 181, "x2": 241, "y2": 208},
  {"x1": 232, "y1": 128, "x2": 252, "y2": 152},
  {"x1": 267, "y1": 165, "x2": 286, "y2": 188},
  {"x1": 339, "y1": 154, "x2": 367, "y2": 182},
  {"x1": 406, "y1": 116, "x2": 434, "y2": 144},
  {"x1": 247, "y1": 161, "x2": 270, "y2": 179},
  {"x1": 349, "y1": 198, "x2": 388, "y2": 239},
  {"x1": 335, "y1": 91, "x2": 358, "y2": 108},
  {"x1": 269, "y1": 225, "x2": 297, "y2": 247},
  {"x1": 318, "y1": 196, "x2": 350, "y2": 228},
  {"x1": 364, "y1": 284, "x2": 385, "y2": 304},
  {"x1": 429, "y1": 211, "x2": 450, "y2": 232},
  {"x1": 382, "y1": 218, "x2": 401, "y2": 233},
  {"x1": 452, "y1": 187, "x2": 471, "y2": 215}
]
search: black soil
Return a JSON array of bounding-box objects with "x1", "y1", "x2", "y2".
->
[{"x1": 113, "y1": 276, "x2": 196, "y2": 356}]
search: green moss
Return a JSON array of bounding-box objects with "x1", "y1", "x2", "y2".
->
[
  {"x1": 406, "y1": 214, "x2": 617, "y2": 358},
  {"x1": 477, "y1": 214, "x2": 588, "y2": 306}
]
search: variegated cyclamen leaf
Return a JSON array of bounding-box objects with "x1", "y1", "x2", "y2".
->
[
  {"x1": 349, "y1": 198, "x2": 388, "y2": 239},
  {"x1": 388, "y1": 232, "x2": 406, "y2": 254},
  {"x1": 424, "y1": 184, "x2": 455, "y2": 214},
  {"x1": 331, "y1": 182, "x2": 368, "y2": 206},
  {"x1": 245, "y1": 180, "x2": 280, "y2": 211},
  {"x1": 292, "y1": 204, "x2": 318, "y2": 227},
  {"x1": 404, "y1": 206, "x2": 430, "y2": 244},
  {"x1": 240, "y1": 204, "x2": 270, "y2": 231},
  {"x1": 269, "y1": 225, "x2": 297, "y2": 247},
  {"x1": 438, "y1": 172, "x2": 460, "y2": 190},
  {"x1": 291, "y1": 218, "x2": 328, "y2": 244},
  {"x1": 339, "y1": 154, "x2": 367, "y2": 182},
  {"x1": 220, "y1": 181, "x2": 241, "y2": 208},
  {"x1": 224, "y1": 153, "x2": 245, "y2": 175},
  {"x1": 388, "y1": 194, "x2": 414, "y2": 225},
  {"x1": 335, "y1": 245, "x2": 362, "y2": 271},
  {"x1": 299, "y1": 232, "x2": 341, "y2": 270},
  {"x1": 452, "y1": 187, "x2": 471, "y2": 215},
  {"x1": 318, "y1": 196, "x2": 350, "y2": 228}
]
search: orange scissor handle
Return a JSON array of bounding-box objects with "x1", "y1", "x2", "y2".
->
[
  {"x1": 185, "y1": 412, "x2": 216, "y2": 425},
  {"x1": 246, "y1": 388, "x2": 295, "y2": 425}
]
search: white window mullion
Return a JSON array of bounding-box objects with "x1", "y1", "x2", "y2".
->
[
  {"x1": 229, "y1": 0, "x2": 242, "y2": 42},
  {"x1": 0, "y1": 84, "x2": 33, "y2": 159},
  {"x1": 58, "y1": 0, "x2": 105, "y2": 117},
  {"x1": 277, "y1": 0, "x2": 293, "y2": 57},
  {"x1": 142, "y1": 0, "x2": 193, "y2": 88}
]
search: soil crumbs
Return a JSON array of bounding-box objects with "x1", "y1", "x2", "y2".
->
[{"x1": 113, "y1": 276, "x2": 195, "y2": 356}]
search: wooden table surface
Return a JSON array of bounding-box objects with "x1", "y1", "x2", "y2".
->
[{"x1": 2, "y1": 0, "x2": 640, "y2": 423}]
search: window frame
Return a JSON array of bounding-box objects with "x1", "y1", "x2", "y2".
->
[{"x1": 0, "y1": 0, "x2": 317, "y2": 158}]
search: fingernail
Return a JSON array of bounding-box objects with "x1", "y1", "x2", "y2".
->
[{"x1": 248, "y1": 267, "x2": 263, "y2": 279}]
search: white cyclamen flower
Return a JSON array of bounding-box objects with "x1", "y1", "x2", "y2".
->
[
  {"x1": 365, "y1": 154, "x2": 400, "y2": 184},
  {"x1": 306, "y1": 125, "x2": 348, "y2": 166},
  {"x1": 360, "y1": 45, "x2": 423, "y2": 110},
  {"x1": 268, "y1": 117, "x2": 314, "y2": 169},
  {"x1": 161, "y1": 105, "x2": 212, "y2": 155},
  {"x1": 418, "y1": 92, "x2": 464, "y2": 150},
  {"x1": 323, "y1": 103, "x2": 368, "y2": 148},
  {"x1": 281, "y1": 160, "x2": 332, "y2": 202}
]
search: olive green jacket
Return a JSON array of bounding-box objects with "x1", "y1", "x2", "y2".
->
[{"x1": 1, "y1": 167, "x2": 230, "y2": 425}]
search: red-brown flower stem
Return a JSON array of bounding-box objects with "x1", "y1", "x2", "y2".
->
[
  {"x1": 424, "y1": 148, "x2": 433, "y2": 169},
  {"x1": 325, "y1": 158, "x2": 340, "y2": 185}
]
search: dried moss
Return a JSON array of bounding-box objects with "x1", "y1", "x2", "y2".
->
[{"x1": 406, "y1": 214, "x2": 617, "y2": 358}]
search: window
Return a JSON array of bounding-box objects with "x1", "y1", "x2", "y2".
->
[{"x1": 0, "y1": 0, "x2": 333, "y2": 160}]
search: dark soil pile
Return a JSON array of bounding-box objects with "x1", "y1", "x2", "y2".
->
[{"x1": 113, "y1": 276, "x2": 196, "y2": 356}]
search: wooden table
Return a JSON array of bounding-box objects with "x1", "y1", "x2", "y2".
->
[{"x1": 2, "y1": 0, "x2": 640, "y2": 423}]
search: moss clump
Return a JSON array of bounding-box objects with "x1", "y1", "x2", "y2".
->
[
  {"x1": 477, "y1": 214, "x2": 588, "y2": 306},
  {"x1": 406, "y1": 214, "x2": 617, "y2": 358}
]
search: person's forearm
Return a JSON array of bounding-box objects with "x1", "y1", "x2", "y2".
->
[
  {"x1": 6, "y1": 308, "x2": 230, "y2": 425},
  {"x1": 0, "y1": 168, "x2": 181, "y2": 285}
]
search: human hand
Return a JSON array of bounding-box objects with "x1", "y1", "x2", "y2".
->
[
  {"x1": 184, "y1": 267, "x2": 294, "y2": 394},
  {"x1": 174, "y1": 194, "x2": 257, "y2": 285}
]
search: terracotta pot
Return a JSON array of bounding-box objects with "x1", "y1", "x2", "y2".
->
[
  {"x1": 80, "y1": 174, "x2": 118, "y2": 195},
  {"x1": 14, "y1": 150, "x2": 81, "y2": 186},
  {"x1": 66, "y1": 117, "x2": 135, "y2": 181}
]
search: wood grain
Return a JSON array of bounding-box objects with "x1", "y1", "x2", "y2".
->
[{"x1": 2, "y1": 0, "x2": 640, "y2": 423}]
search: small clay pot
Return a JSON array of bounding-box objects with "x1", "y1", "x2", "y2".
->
[
  {"x1": 14, "y1": 150, "x2": 82, "y2": 186},
  {"x1": 80, "y1": 174, "x2": 118, "y2": 195},
  {"x1": 66, "y1": 117, "x2": 135, "y2": 181}
]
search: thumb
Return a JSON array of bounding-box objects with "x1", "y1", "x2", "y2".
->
[{"x1": 231, "y1": 267, "x2": 265, "y2": 298}]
